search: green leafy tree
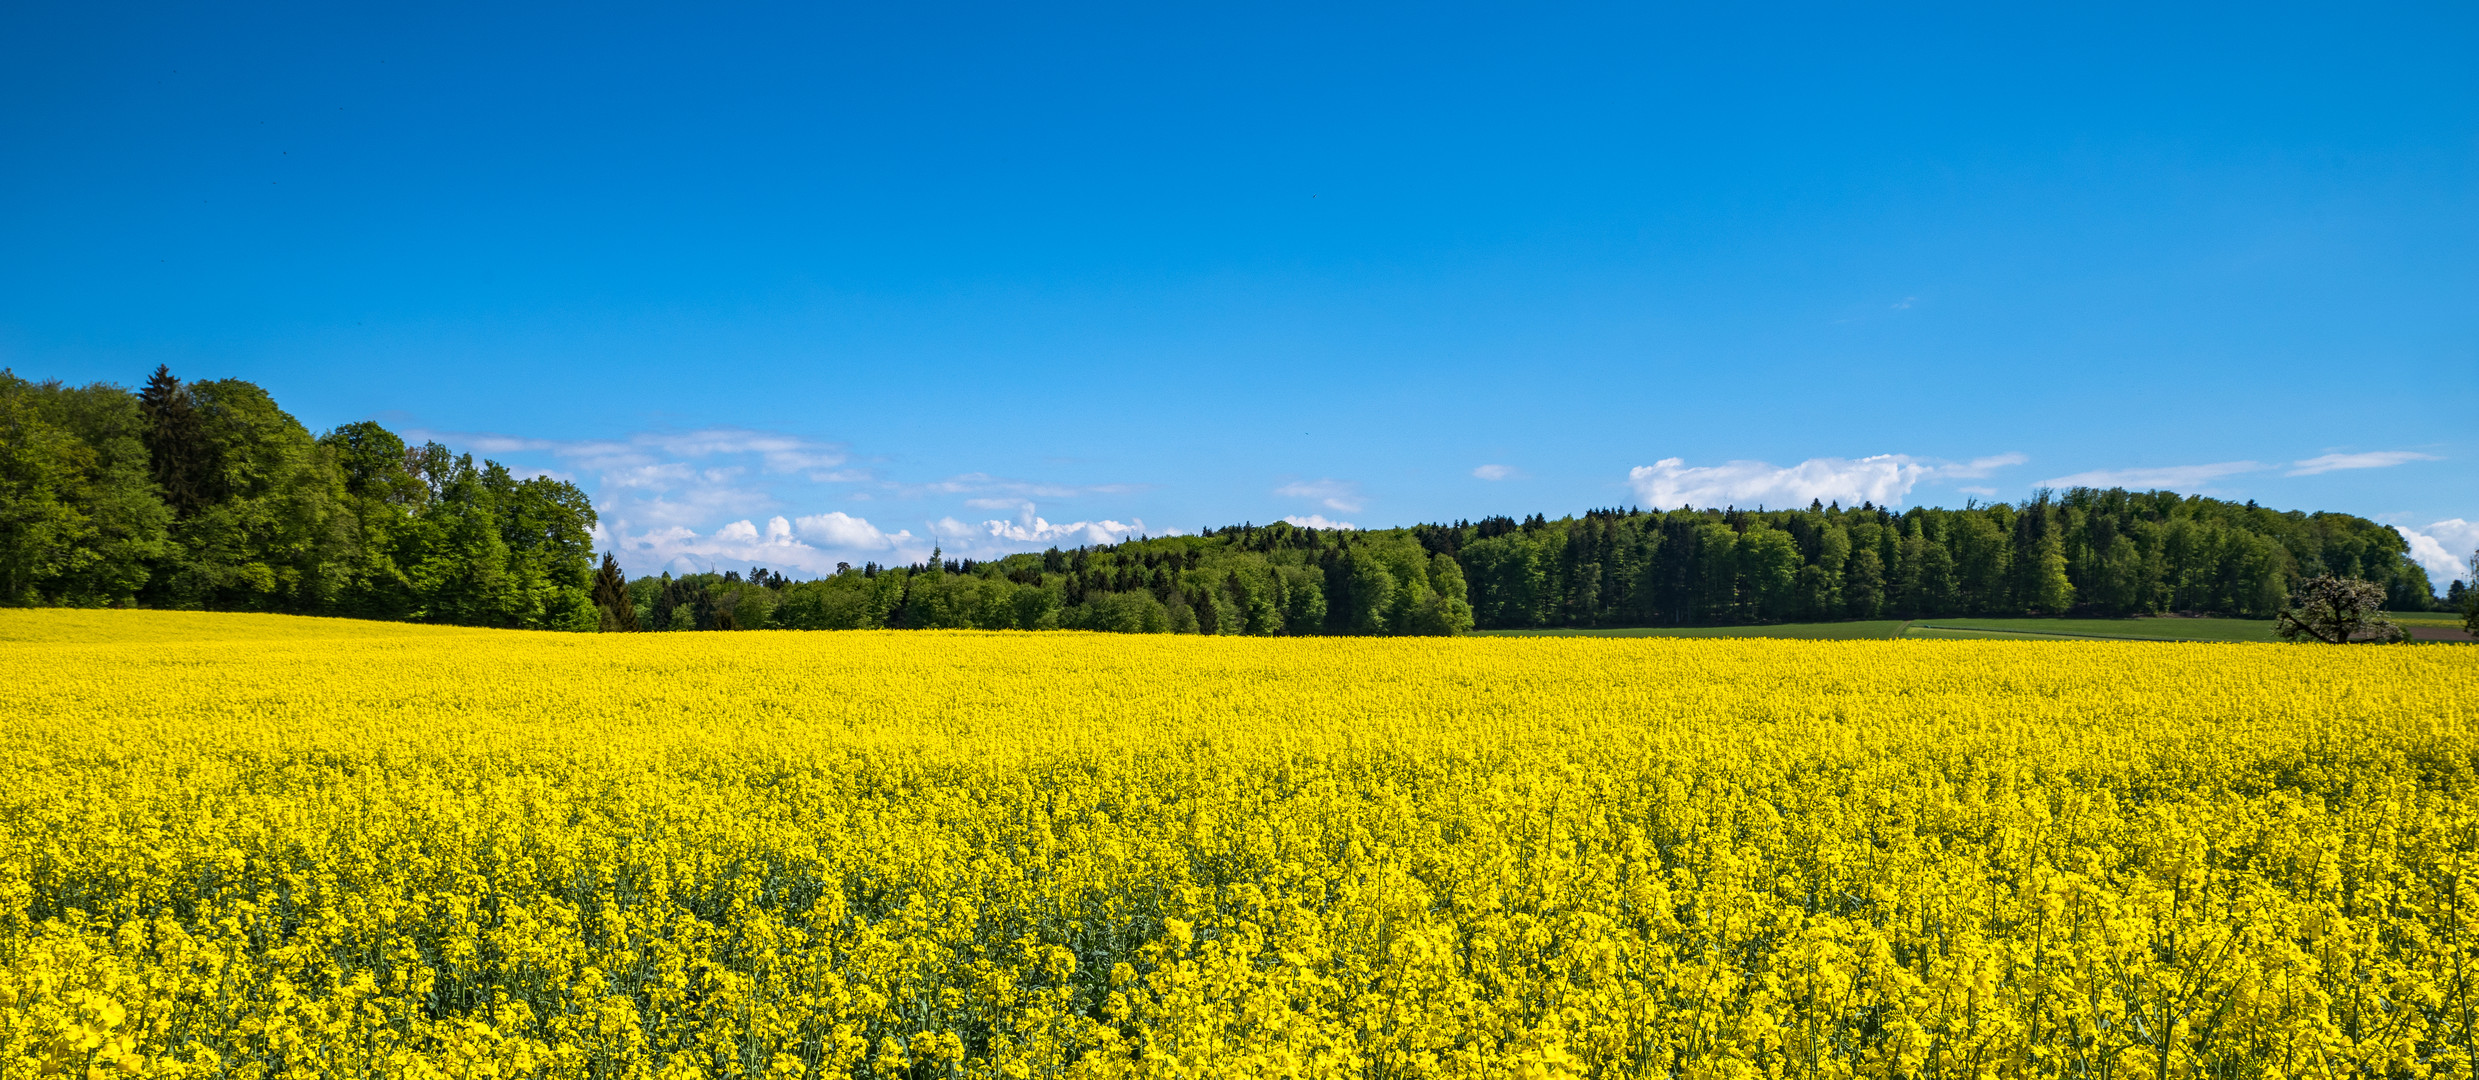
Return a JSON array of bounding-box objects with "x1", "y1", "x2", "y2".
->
[
  {"x1": 1341, "y1": 548, "x2": 1396, "y2": 633},
  {"x1": 145, "y1": 379, "x2": 351, "y2": 611},
  {"x1": 479, "y1": 463, "x2": 598, "y2": 630},
  {"x1": 1692, "y1": 522, "x2": 1740, "y2": 622},
  {"x1": 1459, "y1": 534, "x2": 1546, "y2": 628},
  {"x1": 1952, "y1": 511, "x2": 2013, "y2": 612},
  {"x1": 1073, "y1": 588, "x2": 1169, "y2": 633},
  {"x1": 1738, "y1": 525, "x2": 1800, "y2": 621},
  {"x1": 1225, "y1": 567, "x2": 1282, "y2": 635},
  {"x1": 402, "y1": 454, "x2": 518, "y2": 625},
  {"x1": 1794, "y1": 526, "x2": 1849, "y2": 621},
  {"x1": 1276, "y1": 565, "x2": 1326, "y2": 632},
  {"x1": 0, "y1": 380, "x2": 97, "y2": 604},
  {"x1": 1202, "y1": 577, "x2": 1244, "y2": 634},
  {"x1": 1011, "y1": 578, "x2": 1063, "y2": 630},
  {"x1": 317, "y1": 421, "x2": 426, "y2": 619},
  {"x1": 1913, "y1": 539, "x2": 1959, "y2": 617},
  {"x1": 0, "y1": 375, "x2": 173, "y2": 605},
  {"x1": 1421, "y1": 552, "x2": 1475, "y2": 635},
  {"x1": 2024, "y1": 531, "x2": 2076, "y2": 614},
  {"x1": 1843, "y1": 544, "x2": 1886, "y2": 619}
]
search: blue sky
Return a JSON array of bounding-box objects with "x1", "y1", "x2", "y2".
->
[{"x1": 5, "y1": 2, "x2": 2475, "y2": 584}]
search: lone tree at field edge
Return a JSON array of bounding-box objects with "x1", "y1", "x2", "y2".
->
[
  {"x1": 2463, "y1": 549, "x2": 2478, "y2": 637},
  {"x1": 2274, "y1": 574, "x2": 2404, "y2": 644}
]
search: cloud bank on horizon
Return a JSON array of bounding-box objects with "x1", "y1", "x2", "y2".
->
[
  {"x1": 417, "y1": 425, "x2": 1164, "y2": 578},
  {"x1": 1625, "y1": 453, "x2": 2028, "y2": 511}
]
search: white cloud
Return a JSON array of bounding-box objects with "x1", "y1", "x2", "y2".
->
[
  {"x1": 2037, "y1": 450, "x2": 2439, "y2": 491},
  {"x1": 1275, "y1": 478, "x2": 1365, "y2": 513},
  {"x1": 608, "y1": 512, "x2": 927, "y2": 578},
  {"x1": 1472, "y1": 464, "x2": 1520, "y2": 481},
  {"x1": 793, "y1": 511, "x2": 906, "y2": 551},
  {"x1": 921, "y1": 502, "x2": 1156, "y2": 552},
  {"x1": 456, "y1": 432, "x2": 576, "y2": 455},
  {"x1": 1282, "y1": 514, "x2": 1358, "y2": 530},
  {"x1": 1627, "y1": 455, "x2": 1938, "y2": 509},
  {"x1": 1623, "y1": 452, "x2": 2029, "y2": 510},
  {"x1": 418, "y1": 424, "x2": 1155, "y2": 575},
  {"x1": 2287, "y1": 451, "x2": 2441, "y2": 476},
  {"x1": 2422, "y1": 518, "x2": 2479, "y2": 552},
  {"x1": 976, "y1": 515, "x2": 1148, "y2": 547},
  {"x1": 900, "y1": 472, "x2": 1145, "y2": 500},
  {"x1": 415, "y1": 427, "x2": 856, "y2": 526},
  {"x1": 2037, "y1": 461, "x2": 2269, "y2": 491},
  {"x1": 601, "y1": 481, "x2": 777, "y2": 529},
  {"x1": 602, "y1": 463, "x2": 750, "y2": 493},
  {"x1": 1943, "y1": 453, "x2": 2030, "y2": 479},
  {"x1": 415, "y1": 427, "x2": 849, "y2": 476},
  {"x1": 2400, "y1": 519, "x2": 2479, "y2": 586},
  {"x1": 607, "y1": 495, "x2": 1166, "y2": 576},
  {"x1": 640, "y1": 431, "x2": 848, "y2": 474}
]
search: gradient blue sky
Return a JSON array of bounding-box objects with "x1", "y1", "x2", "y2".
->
[{"x1": 5, "y1": 2, "x2": 2474, "y2": 583}]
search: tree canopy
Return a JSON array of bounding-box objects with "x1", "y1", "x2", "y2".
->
[
  {"x1": 0, "y1": 368, "x2": 599, "y2": 629},
  {"x1": 1440, "y1": 491, "x2": 2435, "y2": 629}
]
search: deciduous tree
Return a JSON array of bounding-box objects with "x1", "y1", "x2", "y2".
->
[{"x1": 2274, "y1": 574, "x2": 2403, "y2": 644}]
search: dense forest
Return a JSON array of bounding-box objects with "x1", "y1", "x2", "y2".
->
[
  {"x1": 5, "y1": 368, "x2": 2455, "y2": 635},
  {"x1": 626, "y1": 493, "x2": 2444, "y2": 635},
  {"x1": 625, "y1": 524, "x2": 1472, "y2": 635},
  {"x1": 1443, "y1": 493, "x2": 2439, "y2": 628},
  {"x1": 0, "y1": 368, "x2": 601, "y2": 628}
]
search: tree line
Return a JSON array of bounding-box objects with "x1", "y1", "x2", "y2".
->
[
  {"x1": 601, "y1": 491, "x2": 2450, "y2": 636},
  {"x1": 613, "y1": 523, "x2": 1474, "y2": 635},
  {"x1": 1440, "y1": 489, "x2": 2444, "y2": 629},
  {"x1": 7, "y1": 368, "x2": 2456, "y2": 635},
  {"x1": 1, "y1": 367, "x2": 601, "y2": 628}
]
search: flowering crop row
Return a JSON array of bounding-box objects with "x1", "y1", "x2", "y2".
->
[{"x1": 1, "y1": 609, "x2": 2474, "y2": 1078}]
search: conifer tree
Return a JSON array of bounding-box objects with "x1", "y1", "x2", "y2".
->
[
  {"x1": 136, "y1": 366, "x2": 213, "y2": 515},
  {"x1": 591, "y1": 553, "x2": 639, "y2": 632},
  {"x1": 652, "y1": 573, "x2": 679, "y2": 630},
  {"x1": 688, "y1": 581, "x2": 718, "y2": 630}
]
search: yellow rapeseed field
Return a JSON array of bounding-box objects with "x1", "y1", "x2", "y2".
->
[{"x1": 2, "y1": 610, "x2": 2475, "y2": 1079}]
